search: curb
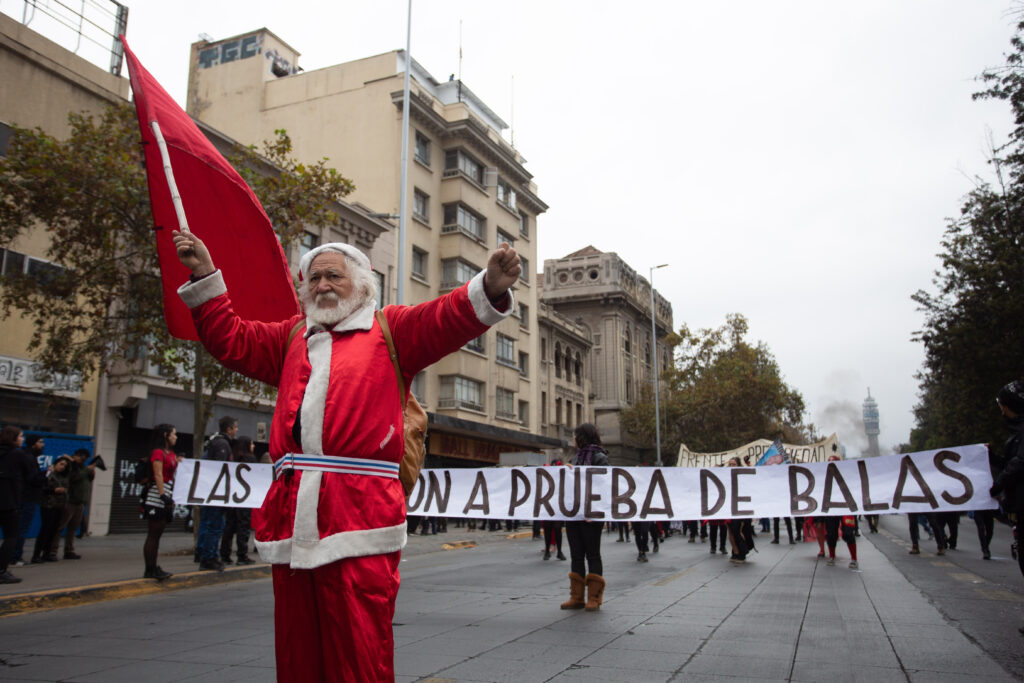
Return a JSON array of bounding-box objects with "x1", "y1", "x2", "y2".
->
[{"x1": 0, "y1": 564, "x2": 271, "y2": 618}]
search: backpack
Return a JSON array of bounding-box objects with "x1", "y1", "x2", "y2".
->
[
  {"x1": 375, "y1": 310, "x2": 427, "y2": 497},
  {"x1": 133, "y1": 456, "x2": 151, "y2": 485}
]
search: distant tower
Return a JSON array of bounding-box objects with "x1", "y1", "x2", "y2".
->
[{"x1": 862, "y1": 388, "x2": 880, "y2": 457}]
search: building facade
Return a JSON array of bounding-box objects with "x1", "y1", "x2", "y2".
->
[
  {"x1": 187, "y1": 29, "x2": 559, "y2": 465},
  {"x1": 536, "y1": 298, "x2": 595, "y2": 460},
  {"x1": 541, "y1": 247, "x2": 673, "y2": 465}
]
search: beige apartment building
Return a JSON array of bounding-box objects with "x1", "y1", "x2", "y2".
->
[
  {"x1": 187, "y1": 29, "x2": 560, "y2": 465},
  {"x1": 542, "y1": 247, "x2": 673, "y2": 465}
]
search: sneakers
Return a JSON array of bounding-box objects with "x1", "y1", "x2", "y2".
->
[
  {"x1": 729, "y1": 556, "x2": 746, "y2": 565},
  {"x1": 11, "y1": 560, "x2": 25, "y2": 568},
  {"x1": 983, "y1": 549, "x2": 992, "y2": 560},
  {"x1": 63, "y1": 552, "x2": 82, "y2": 560},
  {"x1": 826, "y1": 557, "x2": 836, "y2": 566},
  {"x1": 199, "y1": 559, "x2": 225, "y2": 572},
  {"x1": 556, "y1": 551, "x2": 566, "y2": 561},
  {"x1": 909, "y1": 546, "x2": 920, "y2": 555},
  {"x1": 30, "y1": 556, "x2": 44, "y2": 565},
  {"x1": 936, "y1": 548, "x2": 946, "y2": 556},
  {"x1": 710, "y1": 547, "x2": 716, "y2": 554},
  {"x1": 849, "y1": 561, "x2": 858, "y2": 569},
  {"x1": 235, "y1": 557, "x2": 257, "y2": 566},
  {"x1": 637, "y1": 552, "x2": 648, "y2": 562},
  {"x1": 543, "y1": 550, "x2": 551, "y2": 561},
  {"x1": 770, "y1": 539, "x2": 779, "y2": 544},
  {"x1": 0, "y1": 571, "x2": 22, "y2": 584}
]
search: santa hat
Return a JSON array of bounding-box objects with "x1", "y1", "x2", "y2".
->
[{"x1": 298, "y1": 243, "x2": 371, "y2": 282}]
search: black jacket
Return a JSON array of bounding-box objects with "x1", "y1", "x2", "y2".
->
[
  {"x1": 992, "y1": 418, "x2": 1024, "y2": 514},
  {"x1": 0, "y1": 444, "x2": 42, "y2": 512},
  {"x1": 203, "y1": 433, "x2": 233, "y2": 462}
]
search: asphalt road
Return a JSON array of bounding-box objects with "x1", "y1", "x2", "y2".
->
[{"x1": 0, "y1": 519, "x2": 1021, "y2": 682}]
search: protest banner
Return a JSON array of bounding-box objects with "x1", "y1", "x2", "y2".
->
[
  {"x1": 177, "y1": 445, "x2": 996, "y2": 522},
  {"x1": 676, "y1": 433, "x2": 842, "y2": 468}
]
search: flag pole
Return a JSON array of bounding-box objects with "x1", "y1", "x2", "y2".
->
[{"x1": 150, "y1": 120, "x2": 191, "y2": 233}]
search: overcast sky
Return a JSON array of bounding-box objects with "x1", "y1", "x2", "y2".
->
[{"x1": 9, "y1": 0, "x2": 1019, "y2": 456}]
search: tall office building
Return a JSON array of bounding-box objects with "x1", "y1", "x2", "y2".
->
[
  {"x1": 188, "y1": 30, "x2": 558, "y2": 464},
  {"x1": 862, "y1": 388, "x2": 880, "y2": 458}
]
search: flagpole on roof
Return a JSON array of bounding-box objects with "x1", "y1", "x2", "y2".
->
[
  {"x1": 150, "y1": 120, "x2": 190, "y2": 233},
  {"x1": 396, "y1": 0, "x2": 412, "y2": 306}
]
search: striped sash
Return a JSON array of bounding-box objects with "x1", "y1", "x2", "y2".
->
[{"x1": 273, "y1": 453, "x2": 400, "y2": 479}]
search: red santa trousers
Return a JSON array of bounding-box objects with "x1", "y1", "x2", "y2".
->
[{"x1": 272, "y1": 551, "x2": 401, "y2": 682}]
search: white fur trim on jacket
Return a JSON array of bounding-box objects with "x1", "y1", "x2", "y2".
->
[
  {"x1": 468, "y1": 271, "x2": 514, "y2": 326},
  {"x1": 177, "y1": 270, "x2": 227, "y2": 308},
  {"x1": 256, "y1": 522, "x2": 409, "y2": 569}
]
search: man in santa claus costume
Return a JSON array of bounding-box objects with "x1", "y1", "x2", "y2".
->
[{"x1": 172, "y1": 229, "x2": 520, "y2": 682}]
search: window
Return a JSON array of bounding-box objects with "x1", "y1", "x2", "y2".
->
[
  {"x1": 518, "y1": 351, "x2": 529, "y2": 377},
  {"x1": 1, "y1": 249, "x2": 25, "y2": 277},
  {"x1": 464, "y1": 334, "x2": 485, "y2": 354},
  {"x1": 541, "y1": 391, "x2": 547, "y2": 425},
  {"x1": 518, "y1": 303, "x2": 529, "y2": 326},
  {"x1": 413, "y1": 189, "x2": 429, "y2": 222},
  {"x1": 566, "y1": 401, "x2": 572, "y2": 429},
  {"x1": 574, "y1": 353, "x2": 582, "y2": 387},
  {"x1": 440, "y1": 375, "x2": 483, "y2": 411},
  {"x1": 518, "y1": 211, "x2": 529, "y2": 237},
  {"x1": 497, "y1": 179, "x2": 517, "y2": 211},
  {"x1": 415, "y1": 131, "x2": 431, "y2": 166},
  {"x1": 0, "y1": 122, "x2": 11, "y2": 157},
  {"x1": 496, "y1": 333, "x2": 516, "y2": 367},
  {"x1": 541, "y1": 338, "x2": 547, "y2": 362},
  {"x1": 373, "y1": 270, "x2": 384, "y2": 309},
  {"x1": 444, "y1": 149, "x2": 483, "y2": 184},
  {"x1": 496, "y1": 387, "x2": 515, "y2": 420},
  {"x1": 555, "y1": 397, "x2": 563, "y2": 425},
  {"x1": 519, "y1": 256, "x2": 529, "y2": 283},
  {"x1": 497, "y1": 229, "x2": 515, "y2": 248},
  {"x1": 410, "y1": 372, "x2": 426, "y2": 404},
  {"x1": 411, "y1": 247, "x2": 428, "y2": 280},
  {"x1": 624, "y1": 328, "x2": 631, "y2": 354},
  {"x1": 442, "y1": 203, "x2": 484, "y2": 240},
  {"x1": 518, "y1": 400, "x2": 529, "y2": 427},
  {"x1": 576, "y1": 403, "x2": 582, "y2": 427},
  {"x1": 645, "y1": 342, "x2": 651, "y2": 366},
  {"x1": 564, "y1": 348, "x2": 572, "y2": 379},
  {"x1": 1, "y1": 249, "x2": 67, "y2": 292},
  {"x1": 441, "y1": 258, "x2": 478, "y2": 289},
  {"x1": 554, "y1": 343, "x2": 562, "y2": 379},
  {"x1": 299, "y1": 231, "x2": 319, "y2": 260},
  {"x1": 625, "y1": 371, "x2": 633, "y2": 403}
]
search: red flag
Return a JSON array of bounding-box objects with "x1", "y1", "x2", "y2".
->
[{"x1": 121, "y1": 37, "x2": 299, "y2": 340}]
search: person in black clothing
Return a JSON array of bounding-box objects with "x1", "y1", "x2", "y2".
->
[
  {"x1": 771, "y1": 517, "x2": 795, "y2": 544},
  {"x1": 33, "y1": 455, "x2": 71, "y2": 564},
  {"x1": 560, "y1": 423, "x2": 610, "y2": 612},
  {"x1": 196, "y1": 415, "x2": 238, "y2": 571},
  {"x1": 0, "y1": 425, "x2": 41, "y2": 583},
  {"x1": 11, "y1": 435, "x2": 45, "y2": 566},
  {"x1": 221, "y1": 435, "x2": 257, "y2": 566},
  {"x1": 992, "y1": 380, "x2": 1024, "y2": 582},
  {"x1": 633, "y1": 521, "x2": 652, "y2": 562}
]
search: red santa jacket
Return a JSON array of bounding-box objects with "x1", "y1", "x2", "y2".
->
[{"x1": 178, "y1": 269, "x2": 510, "y2": 568}]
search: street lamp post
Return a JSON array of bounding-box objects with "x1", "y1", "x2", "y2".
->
[{"x1": 650, "y1": 263, "x2": 668, "y2": 466}]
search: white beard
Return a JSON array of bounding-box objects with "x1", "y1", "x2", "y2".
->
[{"x1": 302, "y1": 290, "x2": 365, "y2": 328}]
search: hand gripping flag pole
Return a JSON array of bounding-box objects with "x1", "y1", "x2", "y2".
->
[{"x1": 150, "y1": 121, "x2": 190, "y2": 234}]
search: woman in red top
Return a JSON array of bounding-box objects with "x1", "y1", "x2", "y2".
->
[{"x1": 142, "y1": 423, "x2": 178, "y2": 581}]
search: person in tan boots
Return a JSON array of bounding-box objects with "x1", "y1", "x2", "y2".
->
[{"x1": 559, "y1": 424, "x2": 610, "y2": 612}]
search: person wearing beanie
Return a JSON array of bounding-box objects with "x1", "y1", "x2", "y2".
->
[{"x1": 172, "y1": 229, "x2": 520, "y2": 682}]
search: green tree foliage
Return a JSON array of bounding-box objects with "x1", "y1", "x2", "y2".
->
[
  {"x1": 622, "y1": 313, "x2": 812, "y2": 458},
  {"x1": 0, "y1": 102, "x2": 353, "y2": 450},
  {"x1": 909, "y1": 17, "x2": 1024, "y2": 451}
]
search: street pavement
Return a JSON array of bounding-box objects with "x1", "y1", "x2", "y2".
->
[{"x1": 0, "y1": 517, "x2": 1021, "y2": 682}]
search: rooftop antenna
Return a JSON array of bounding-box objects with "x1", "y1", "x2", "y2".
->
[{"x1": 458, "y1": 19, "x2": 463, "y2": 102}]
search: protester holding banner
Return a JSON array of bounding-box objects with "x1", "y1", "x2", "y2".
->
[
  {"x1": 141, "y1": 423, "x2": 178, "y2": 581},
  {"x1": 173, "y1": 229, "x2": 518, "y2": 682},
  {"x1": 992, "y1": 380, "x2": 1024, "y2": 580},
  {"x1": 560, "y1": 423, "x2": 610, "y2": 611}
]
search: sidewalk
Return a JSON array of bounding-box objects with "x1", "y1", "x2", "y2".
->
[{"x1": 0, "y1": 524, "x2": 531, "y2": 617}]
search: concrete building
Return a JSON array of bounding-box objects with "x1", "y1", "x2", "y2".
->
[
  {"x1": 536, "y1": 297, "x2": 595, "y2": 460},
  {"x1": 542, "y1": 247, "x2": 673, "y2": 465},
  {"x1": 187, "y1": 29, "x2": 559, "y2": 465}
]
